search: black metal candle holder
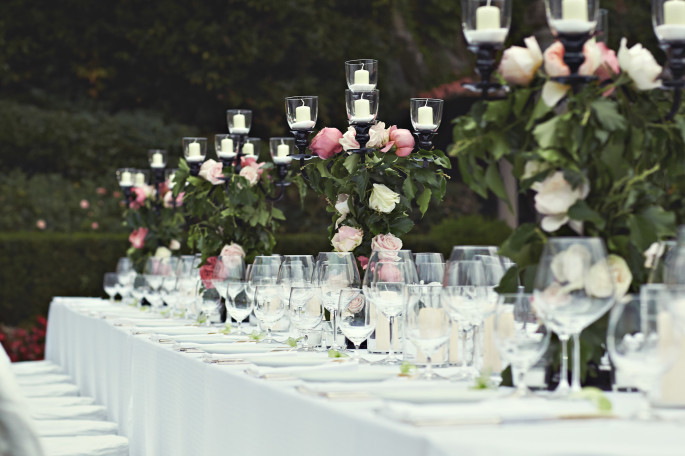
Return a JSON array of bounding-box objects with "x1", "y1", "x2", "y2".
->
[
  {"x1": 660, "y1": 40, "x2": 685, "y2": 121},
  {"x1": 233, "y1": 134, "x2": 249, "y2": 173},
  {"x1": 414, "y1": 131, "x2": 437, "y2": 151},
  {"x1": 188, "y1": 160, "x2": 203, "y2": 177},
  {"x1": 258, "y1": 163, "x2": 291, "y2": 202},
  {"x1": 550, "y1": 32, "x2": 597, "y2": 92},
  {"x1": 290, "y1": 129, "x2": 315, "y2": 182},
  {"x1": 349, "y1": 122, "x2": 372, "y2": 164},
  {"x1": 462, "y1": 43, "x2": 508, "y2": 99}
]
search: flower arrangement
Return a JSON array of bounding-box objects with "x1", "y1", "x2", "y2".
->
[
  {"x1": 451, "y1": 35, "x2": 685, "y2": 379},
  {"x1": 302, "y1": 122, "x2": 450, "y2": 261},
  {"x1": 172, "y1": 155, "x2": 286, "y2": 264},
  {"x1": 123, "y1": 180, "x2": 186, "y2": 272},
  {"x1": 0, "y1": 315, "x2": 47, "y2": 362}
]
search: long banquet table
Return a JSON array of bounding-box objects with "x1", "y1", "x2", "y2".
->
[{"x1": 45, "y1": 297, "x2": 685, "y2": 456}]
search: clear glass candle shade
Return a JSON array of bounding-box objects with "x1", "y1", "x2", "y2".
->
[
  {"x1": 345, "y1": 90, "x2": 379, "y2": 125},
  {"x1": 653, "y1": 0, "x2": 685, "y2": 42},
  {"x1": 345, "y1": 59, "x2": 378, "y2": 92},
  {"x1": 130, "y1": 169, "x2": 149, "y2": 187},
  {"x1": 285, "y1": 96, "x2": 318, "y2": 131},
  {"x1": 226, "y1": 109, "x2": 252, "y2": 135},
  {"x1": 410, "y1": 98, "x2": 444, "y2": 132},
  {"x1": 215, "y1": 134, "x2": 238, "y2": 159},
  {"x1": 596, "y1": 8, "x2": 609, "y2": 43},
  {"x1": 461, "y1": 0, "x2": 512, "y2": 45},
  {"x1": 242, "y1": 138, "x2": 261, "y2": 158},
  {"x1": 545, "y1": 0, "x2": 599, "y2": 36},
  {"x1": 148, "y1": 149, "x2": 168, "y2": 169},
  {"x1": 116, "y1": 168, "x2": 137, "y2": 188},
  {"x1": 183, "y1": 137, "x2": 207, "y2": 163},
  {"x1": 270, "y1": 137, "x2": 294, "y2": 165}
]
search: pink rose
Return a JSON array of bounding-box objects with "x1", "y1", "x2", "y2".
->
[
  {"x1": 113, "y1": 191, "x2": 121, "y2": 198},
  {"x1": 96, "y1": 187, "x2": 107, "y2": 195},
  {"x1": 310, "y1": 127, "x2": 343, "y2": 159},
  {"x1": 240, "y1": 155, "x2": 258, "y2": 167},
  {"x1": 596, "y1": 42, "x2": 619, "y2": 81},
  {"x1": 371, "y1": 233, "x2": 403, "y2": 252},
  {"x1": 129, "y1": 187, "x2": 147, "y2": 210},
  {"x1": 199, "y1": 159, "x2": 224, "y2": 185},
  {"x1": 128, "y1": 227, "x2": 148, "y2": 249},
  {"x1": 91, "y1": 222, "x2": 99, "y2": 230},
  {"x1": 347, "y1": 295, "x2": 365, "y2": 313},
  {"x1": 378, "y1": 263, "x2": 402, "y2": 282},
  {"x1": 199, "y1": 257, "x2": 217, "y2": 289},
  {"x1": 221, "y1": 242, "x2": 246, "y2": 258},
  {"x1": 358, "y1": 255, "x2": 369, "y2": 271},
  {"x1": 163, "y1": 191, "x2": 184, "y2": 208},
  {"x1": 331, "y1": 226, "x2": 364, "y2": 252},
  {"x1": 339, "y1": 127, "x2": 360, "y2": 151},
  {"x1": 79, "y1": 199, "x2": 89, "y2": 209},
  {"x1": 544, "y1": 41, "x2": 601, "y2": 78},
  {"x1": 498, "y1": 36, "x2": 543, "y2": 86},
  {"x1": 169, "y1": 239, "x2": 181, "y2": 251},
  {"x1": 239, "y1": 165, "x2": 259, "y2": 186},
  {"x1": 36, "y1": 219, "x2": 46, "y2": 230},
  {"x1": 389, "y1": 128, "x2": 415, "y2": 157}
]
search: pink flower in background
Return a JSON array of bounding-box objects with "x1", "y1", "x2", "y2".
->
[
  {"x1": 112, "y1": 190, "x2": 122, "y2": 198},
  {"x1": 91, "y1": 222, "x2": 99, "y2": 230},
  {"x1": 129, "y1": 187, "x2": 147, "y2": 210},
  {"x1": 163, "y1": 191, "x2": 184, "y2": 208},
  {"x1": 36, "y1": 219, "x2": 46, "y2": 230},
  {"x1": 79, "y1": 199, "x2": 89, "y2": 209},
  {"x1": 358, "y1": 255, "x2": 369, "y2": 271},
  {"x1": 128, "y1": 227, "x2": 148, "y2": 249},
  {"x1": 199, "y1": 159, "x2": 224, "y2": 185},
  {"x1": 331, "y1": 226, "x2": 363, "y2": 252},
  {"x1": 199, "y1": 257, "x2": 217, "y2": 289},
  {"x1": 96, "y1": 187, "x2": 107, "y2": 195},
  {"x1": 596, "y1": 42, "x2": 620, "y2": 80},
  {"x1": 310, "y1": 128, "x2": 343, "y2": 159},
  {"x1": 169, "y1": 239, "x2": 181, "y2": 251},
  {"x1": 221, "y1": 242, "x2": 246, "y2": 258},
  {"x1": 339, "y1": 127, "x2": 360, "y2": 152},
  {"x1": 386, "y1": 127, "x2": 415, "y2": 156}
]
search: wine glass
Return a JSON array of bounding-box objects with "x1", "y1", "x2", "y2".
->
[
  {"x1": 314, "y1": 252, "x2": 360, "y2": 285},
  {"x1": 319, "y1": 262, "x2": 355, "y2": 350},
  {"x1": 494, "y1": 293, "x2": 551, "y2": 397},
  {"x1": 339, "y1": 289, "x2": 377, "y2": 362},
  {"x1": 533, "y1": 237, "x2": 615, "y2": 396},
  {"x1": 406, "y1": 285, "x2": 451, "y2": 378},
  {"x1": 277, "y1": 260, "x2": 310, "y2": 305},
  {"x1": 417, "y1": 262, "x2": 445, "y2": 285},
  {"x1": 289, "y1": 286, "x2": 324, "y2": 351},
  {"x1": 131, "y1": 274, "x2": 148, "y2": 308},
  {"x1": 442, "y1": 260, "x2": 488, "y2": 380},
  {"x1": 212, "y1": 255, "x2": 246, "y2": 301},
  {"x1": 225, "y1": 279, "x2": 252, "y2": 334},
  {"x1": 448, "y1": 245, "x2": 498, "y2": 263},
  {"x1": 608, "y1": 292, "x2": 681, "y2": 420},
  {"x1": 143, "y1": 257, "x2": 167, "y2": 309},
  {"x1": 254, "y1": 284, "x2": 286, "y2": 343},
  {"x1": 363, "y1": 250, "x2": 419, "y2": 286},
  {"x1": 283, "y1": 255, "x2": 315, "y2": 281},
  {"x1": 367, "y1": 261, "x2": 409, "y2": 365},
  {"x1": 103, "y1": 273, "x2": 119, "y2": 303},
  {"x1": 198, "y1": 283, "x2": 222, "y2": 326},
  {"x1": 415, "y1": 252, "x2": 444, "y2": 266}
]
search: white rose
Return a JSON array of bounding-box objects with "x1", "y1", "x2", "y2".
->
[
  {"x1": 618, "y1": 38, "x2": 662, "y2": 91},
  {"x1": 369, "y1": 184, "x2": 401, "y2": 214},
  {"x1": 339, "y1": 126, "x2": 360, "y2": 151},
  {"x1": 534, "y1": 171, "x2": 589, "y2": 232},
  {"x1": 239, "y1": 166, "x2": 259, "y2": 187},
  {"x1": 366, "y1": 122, "x2": 389, "y2": 149},
  {"x1": 154, "y1": 246, "x2": 172, "y2": 258},
  {"x1": 169, "y1": 239, "x2": 181, "y2": 251},
  {"x1": 335, "y1": 194, "x2": 351, "y2": 228},
  {"x1": 331, "y1": 226, "x2": 363, "y2": 252},
  {"x1": 550, "y1": 244, "x2": 591, "y2": 291},
  {"x1": 497, "y1": 36, "x2": 543, "y2": 86},
  {"x1": 643, "y1": 242, "x2": 665, "y2": 269},
  {"x1": 607, "y1": 254, "x2": 632, "y2": 299},
  {"x1": 584, "y1": 260, "x2": 615, "y2": 298}
]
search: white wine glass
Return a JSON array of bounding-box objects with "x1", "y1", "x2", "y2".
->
[
  {"x1": 319, "y1": 262, "x2": 354, "y2": 350},
  {"x1": 289, "y1": 286, "x2": 324, "y2": 351},
  {"x1": 103, "y1": 272, "x2": 119, "y2": 303},
  {"x1": 212, "y1": 255, "x2": 246, "y2": 301},
  {"x1": 339, "y1": 288, "x2": 377, "y2": 362},
  {"x1": 406, "y1": 285, "x2": 450, "y2": 379},
  {"x1": 368, "y1": 261, "x2": 408, "y2": 365},
  {"x1": 254, "y1": 284, "x2": 286, "y2": 343}
]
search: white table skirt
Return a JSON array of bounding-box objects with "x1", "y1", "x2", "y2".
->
[{"x1": 45, "y1": 298, "x2": 685, "y2": 456}]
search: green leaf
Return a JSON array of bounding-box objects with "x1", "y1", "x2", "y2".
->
[
  {"x1": 417, "y1": 188, "x2": 432, "y2": 216},
  {"x1": 567, "y1": 200, "x2": 606, "y2": 230},
  {"x1": 286, "y1": 337, "x2": 302, "y2": 347},
  {"x1": 399, "y1": 361, "x2": 417, "y2": 376},
  {"x1": 533, "y1": 116, "x2": 561, "y2": 149},
  {"x1": 494, "y1": 265, "x2": 519, "y2": 294},
  {"x1": 485, "y1": 162, "x2": 510, "y2": 208},
  {"x1": 591, "y1": 98, "x2": 626, "y2": 132},
  {"x1": 271, "y1": 207, "x2": 286, "y2": 221},
  {"x1": 343, "y1": 153, "x2": 360, "y2": 174},
  {"x1": 402, "y1": 178, "x2": 417, "y2": 201},
  {"x1": 327, "y1": 349, "x2": 349, "y2": 358}
]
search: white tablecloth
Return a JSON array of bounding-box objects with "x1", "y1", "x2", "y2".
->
[{"x1": 45, "y1": 298, "x2": 685, "y2": 456}]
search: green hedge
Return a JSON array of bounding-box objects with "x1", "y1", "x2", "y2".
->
[{"x1": 0, "y1": 216, "x2": 510, "y2": 325}]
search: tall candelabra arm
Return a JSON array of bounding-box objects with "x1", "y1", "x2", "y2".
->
[
  {"x1": 256, "y1": 164, "x2": 290, "y2": 202},
  {"x1": 462, "y1": 43, "x2": 507, "y2": 99},
  {"x1": 661, "y1": 41, "x2": 685, "y2": 122}
]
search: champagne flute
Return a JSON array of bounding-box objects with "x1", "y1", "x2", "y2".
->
[
  {"x1": 533, "y1": 237, "x2": 615, "y2": 396},
  {"x1": 289, "y1": 286, "x2": 324, "y2": 351},
  {"x1": 339, "y1": 288, "x2": 377, "y2": 361},
  {"x1": 103, "y1": 272, "x2": 119, "y2": 303},
  {"x1": 406, "y1": 285, "x2": 451, "y2": 378},
  {"x1": 254, "y1": 284, "x2": 286, "y2": 343},
  {"x1": 494, "y1": 293, "x2": 551, "y2": 397}
]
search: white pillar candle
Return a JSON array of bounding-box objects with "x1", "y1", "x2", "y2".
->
[
  {"x1": 188, "y1": 142, "x2": 201, "y2": 158},
  {"x1": 374, "y1": 314, "x2": 402, "y2": 351},
  {"x1": 134, "y1": 172, "x2": 146, "y2": 186},
  {"x1": 562, "y1": 0, "x2": 588, "y2": 21},
  {"x1": 665, "y1": 0, "x2": 685, "y2": 25},
  {"x1": 120, "y1": 171, "x2": 133, "y2": 186},
  {"x1": 476, "y1": 5, "x2": 500, "y2": 30},
  {"x1": 417, "y1": 105, "x2": 434, "y2": 126},
  {"x1": 277, "y1": 144, "x2": 289, "y2": 158},
  {"x1": 448, "y1": 322, "x2": 460, "y2": 364},
  {"x1": 221, "y1": 138, "x2": 234, "y2": 155},
  {"x1": 354, "y1": 69, "x2": 369, "y2": 85},
  {"x1": 242, "y1": 143, "x2": 254, "y2": 156},
  {"x1": 151, "y1": 152, "x2": 164, "y2": 167},
  {"x1": 658, "y1": 307, "x2": 685, "y2": 406},
  {"x1": 354, "y1": 99, "x2": 371, "y2": 118},
  {"x1": 418, "y1": 307, "x2": 445, "y2": 339},
  {"x1": 233, "y1": 114, "x2": 246, "y2": 130},
  {"x1": 295, "y1": 105, "x2": 311, "y2": 123}
]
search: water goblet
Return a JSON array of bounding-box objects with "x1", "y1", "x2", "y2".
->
[
  {"x1": 289, "y1": 286, "x2": 324, "y2": 351},
  {"x1": 103, "y1": 272, "x2": 119, "y2": 303},
  {"x1": 254, "y1": 284, "x2": 286, "y2": 343},
  {"x1": 338, "y1": 288, "x2": 377, "y2": 362},
  {"x1": 225, "y1": 280, "x2": 252, "y2": 334},
  {"x1": 212, "y1": 255, "x2": 246, "y2": 301},
  {"x1": 319, "y1": 262, "x2": 354, "y2": 350},
  {"x1": 406, "y1": 285, "x2": 451, "y2": 378},
  {"x1": 367, "y1": 261, "x2": 408, "y2": 365}
]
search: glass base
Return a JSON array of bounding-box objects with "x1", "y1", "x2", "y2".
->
[{"x1": 373, "y1": 355, "x2": 403, "y2": 366}]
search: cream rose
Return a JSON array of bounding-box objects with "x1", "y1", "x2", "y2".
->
[
  {"x1": 533, "y1": 171, "x2": 589, "y2": 232},
  {"x1": 584, "y1": 260, "x2": 615, "y2": 298},
  {"x1": 618, "y1": 38, "x2": 662, "y2": 91},
  {"x1": 607, "y1": 254, "x2": 632, "y2": 299},
  {"x1": 154, "y1": 246, "x2": 172, "y2": 258},
  {"x1": 550, "y1": 244, "x2": 591, "y2": 291},
  {"x1": 198, "y1": 159, "x2": 224, "y2": 185},
  {"x1": 169, "y1": 239, "x2": 181, "y2": 251},
  {"x1": 369, "y1": 184, "x2": 400, "y2": 214},
  {"x1": 331, "y1": 226, "x2": 363, "y2": 252},
  {"x1": 339, "y1": 126, "x2": 360, "y2": 151},
  {"x1": 239, "y1": 165, "x2": 259, "y2": 187},
  {"x1": 366, "y1": 122, "x2": 389, "y2": 149},
  {"x1": 371, "y1": 233, "x2": 403, "y2": 252},
  {"x1": 221, "y1": 242, "x2": 246, "y2": 258},
  {"x1": 335, "y1": 194, "x2": 351, "y2": 228},
  {"x1": 498, "y1": 36, "x2": 543, "y2": 86}
]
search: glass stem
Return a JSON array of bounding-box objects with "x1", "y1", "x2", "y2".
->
[
  {"x1": 425, "y1": 355, "x2": 433, "y2": 379},
  {"x1": 388, "y1": 316, "x2": 395, "y2": 361},
  {"x1": 331, "y1": 309, "x2": 339, "y2": 349},
  {"x1": 266, "y1": 327, "x2": 272, "y2": 343},
  {"x1": 557, "y1": 335, "x2": 570, "y2": 394},
  {"x1": 571, "y1": 333, "x2": 582, "y2": 393},
  {"x1": 353, "y1": 343, "x2": 361, "y2": 362},
  {"x1": 515, "y1": 366, "x2": 529, "y2": 396}
]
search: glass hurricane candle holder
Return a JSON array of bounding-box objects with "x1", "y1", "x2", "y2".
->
[
  {"x1": 345, "y1": 59, "x2": 378, "y2": 92},
  {"x1": 183, "y1": 137, "x2": 207, "y2": 163},
  {"x1": 410, "y1": 98, "x2": 443, "y2": 133},
  {"x1": 116, "y1": 168, "x2": 137, "y2": 188},
  {"x1": 596, "y1": 8, "x2": 608, "y2": 43},
  {"x1": 345, "y1": 89, "x2": 379, "y2": 125},
  {"x1": 461, "y1": 0, "x2": 511, "y2": 45},
  {"x1": 226, "y1": 109, "x2": 252, "y2": 135},
  {"x1": 148, "y1": 149, "x2": 168, "y2": 169},
  {"x1": 270, "y1": 137, "x2": 294, "y2": 165},
  {"x1": 132, "y1": 169, "x2": 149, "y2": 187},
  {"x1": 215, "y1": 134, "x2": 238, "y2": 160},
  {"x1": 242, "y1": 137, "x2": 261, "y2": 158},
  {"x1": 545, "y1": 0, "x2": 599, "y2": 36},
  {"x1": 654, "y1": 0, "x2": 685, "y2": 42},
  {"x1": 285, "y1": 96, "x2": 318, "y2": 131}
]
